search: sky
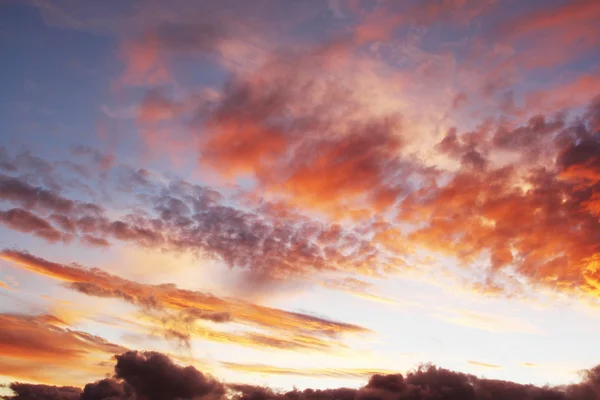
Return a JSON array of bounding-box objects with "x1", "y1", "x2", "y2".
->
[{"x1": 1, "y1": 0, "x2": 600, "y2": 399}]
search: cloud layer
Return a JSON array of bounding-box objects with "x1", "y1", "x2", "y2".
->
[{"x1": 3, "y1": 350, "x2": 600, "y2": 400}]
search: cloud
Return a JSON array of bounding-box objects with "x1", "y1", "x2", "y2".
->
[
  {"x1": 8, "y1": 351, "x2": 598, "y2": 400},
  {"x1": 353, "y1": 0, "x2": 497, "y2": 44},
  {"x1": 0, "y1": 208, "x2": 68, "y2": 243},
  {"x1": 525, "y1": 74, "x2": 600, "y2": 113},
  {"x1": 4, "y1": 92, "x2": 600, "y2": 304},
  {"x1": 113, "y1": 351, "x2": 225, "y2": 400},
  {"x1": 0, "y1": 313, "x2": 127, "y2": 361},
  {"x1": 0, "y1": 170, "x2": 395, "y2": 281},
  {"x1": 434, "y1": 308, "x2": 542, "y2": 335},
  {"x1": 5, "y1": 93, "x2": 600, "y2": 302},
  {"x1": 220, "y1": 362, "x2": 397, "y2": 379},
  {"x1": 467, "y1": 361, "x2": 501, "y2": 369},
  {"x1": 4, "y1": 382, "x2": 82, "y2": 400},
  {"x1": 112, "y1": 2, "x2": 278, "y2": 87},
  {"x1": 117, "y1": 32, "x2": 171, "y2": 87},
  {"x1": 0, "y1": 313, "x2": 127, "y2": 386},
  {"x1": 0, "y1": 174, "x2": 75, "y2": 213},
  {"x1": 198, "y1": 40, "x2": 422, "y2": 217},
  {"x1": 487, "y1": 0, "x2": 600, "y2": 71},
  {"x1": 401, "y1": 97, "x2": 600, "y2": 298},
  {"x1": 320, "y1": 277, "x2": 400, "y2": 306},
  {"x1": 0, "y1": 249, "x2": 369, "y2": 351},
  {"x1": 69, "y1": 145, "x2": 115, "y2": 171},
  {"x1": 80, "y1": 378, "x2": 130, "y2": 400}
]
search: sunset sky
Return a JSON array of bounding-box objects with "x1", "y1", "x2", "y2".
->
[{"x1": 1, "y1": 0, "x2": 600, "y2": 398}]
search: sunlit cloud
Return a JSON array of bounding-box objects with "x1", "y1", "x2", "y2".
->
[
  {"x1": 0, "y1": 249, "x2": 370, "y2": 352},
  {"x1": 467, "y1": 360, "x2": 502, "y2": 370},
  {"x1": 0, "y1": 313, "x2": 126, "y2": 386}
]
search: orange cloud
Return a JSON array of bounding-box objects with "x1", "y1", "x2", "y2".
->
[
  {"x1": 134, "y1": 88, "x2": 198, "y2": 164},
  {"x1": 434, "y1": 308, "x2": 542, "y2": 335},
  {"x1": 198, "y1": 41, "x2": 419, "y2": 218},
  {"x1": 320, "y1": 277, "x2": 399, "y2": 306},
  {"x1": 0, "y1": 313, "x2": 126, "y2": 386},
  {"x1": 467, "y1": 361, "x2": 501, "y2": 369},
  {"x1": 522, "y1": 362, "x2": 537, "y2": 368},
  {"x1": 117, "y1": 33, "x2": 170, "y2": 87},
  {"x1": 144, "y1": 311, "x2": 337, "y2": 353},
  {"x1": 400, "y1": 100, "x2": 600, "y2": 298},
  {"x1": 221, "y1": 361, "x2": 397, "y2": 379},
  {"x1": 0, "y1": 250, "x2": 369, "y2": 352}
]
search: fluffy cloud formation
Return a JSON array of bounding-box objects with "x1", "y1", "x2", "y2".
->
[
  {"x1": 0, "y1": 165, "x2": 396, "y2": 281},
  {"x1": 3, "y1": 350, "x2": 600, "y2": 400},
  {"x1": 199, "y1": 43, "x2": 412, "y2": 216},
  {"x1": 402, "y1": 98, "x2": 600, "y2": 297},
  {"x1": 3, "y1": 92, "x2": 600, "y2": 300}
]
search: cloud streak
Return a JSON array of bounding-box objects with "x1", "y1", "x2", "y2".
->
[
  {"x1": 0, "y1": 313, "x2": 127, "y2": 386},
  {"x1": 0, "y1": 249, "x2": 369, "y2": 351}
]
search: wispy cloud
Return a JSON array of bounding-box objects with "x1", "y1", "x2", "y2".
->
[
  {"x1": 433, "y1": 308, "x2": 542, "y2": 335},
  {"x1": 1, "y1": 249, "x2": 369, "y2": 351},
  {"x1": 0, "y1": 313, "x2": 126, "y2": 386},
  {"x1": 221, "y1": 361, "x2": 398, "y2": 379},
  {"x1": 468, "y1": 360, "x2": 502, "y2": 369}
]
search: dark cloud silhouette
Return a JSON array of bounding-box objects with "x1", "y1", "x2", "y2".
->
[
  {"x1": 6, "y1": 352, "x2": 598, "y2": 400},
  {"x1": 3, "y1": 382, "x2": 82, "y2": 400},
  {"x1": 80, "y1": 379, "x2": 131, "y2": 400},
  {"x1": 114, "y1": 351, "x2": 225, "y2": 400}
]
